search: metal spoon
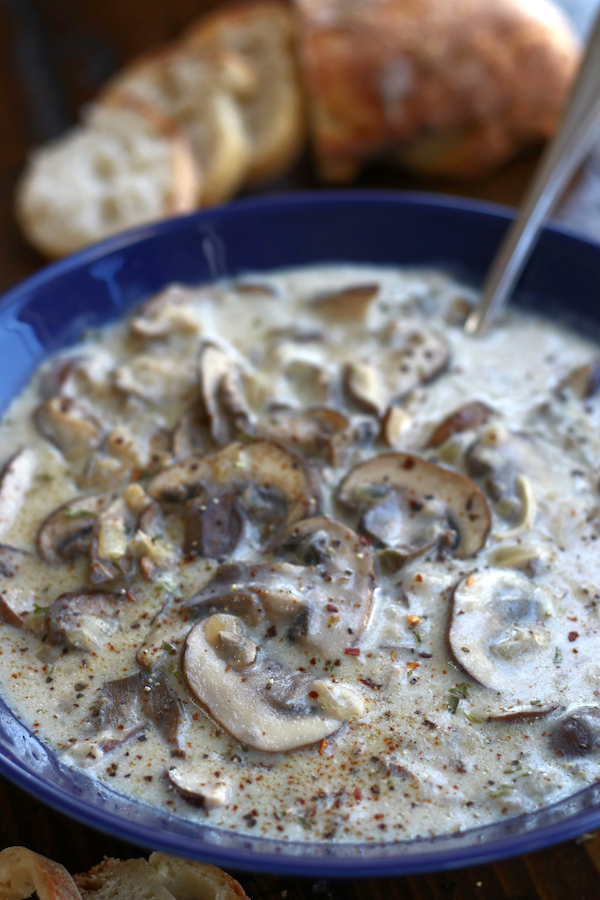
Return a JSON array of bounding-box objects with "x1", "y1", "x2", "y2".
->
[{"x1": 465, "y1": 8, "x2": 600, "y2": 337}]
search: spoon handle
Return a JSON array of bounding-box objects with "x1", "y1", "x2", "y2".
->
[{"x1": 465, "y1": 9, "x2": 600, "y2": 337}]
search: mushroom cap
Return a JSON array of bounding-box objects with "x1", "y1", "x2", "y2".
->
[
  {"x1": 37, "y1": 494, "x2": 111, "y2": 566},
  {"x1": 338, "y1": 452, "x2": 490, "y2": 559},
  {"x1": 447, "y1": 569, "x2": 556, "y2": 698},
  {"x1": 148, "y1": 440, "x2": 320, "y2": 526},
  {"x1": 0, "y1": 448, "x2": 36, "y2": 540},
  {"x1": 426, "y1": 401, "x2": 493, "y2": 448},
  {"x1": 183, "y1": 614, "x2": 341, "y2": 752}
]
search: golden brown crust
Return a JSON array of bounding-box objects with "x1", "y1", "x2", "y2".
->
[
  {"x1": 295, "y1": 0, "x2": 581, "y2": 180},
  {"x1": 0, "y1": 847, "x2": 82, "y2": 900},
  {"x1": 184, "y1": 1, "x2": 306, "y2": 184}
]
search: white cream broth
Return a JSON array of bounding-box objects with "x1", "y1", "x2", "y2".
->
[{"x1": 1, "y1": 264, "x2": 600, "y2": 844}]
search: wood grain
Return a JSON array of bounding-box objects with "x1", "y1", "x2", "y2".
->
[{"x1": 0, "y1": 2, "x2": 600, "y2": 898}]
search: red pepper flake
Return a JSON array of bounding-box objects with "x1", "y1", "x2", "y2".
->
[
  {"x1": 326, "y1": 604, "x2": 339, "y2": 613},
  {"x1": 402, "y1": 457, "x2": 416, "y2": 470},
  {"x1": 319, "y1": 739, "x2": 327, "y2": 755},
  {"x1": 126, "y1": 591, "x2": 137, "y2": 603},
  {"x1": 359, "y1": 535, "x2": 371, "y2": 545},
  {"x1": 406, "y1": 662, "x2": 420, "y2": 671},
  {"x1": 345, "y1": 648, "x2": 360, "y2": 656},
  {"x1": 308, "y1": 690, "x2": 319, "y2": 699},
  {"x1": 354, "y1": 788, "x2": 362, "y2": 801},
  {"x1": 568, "y1": 631, "x2": 579, "y2": 642},
  {"x1": 414, "y1": 574, "x2": 423, "y2": 583}
]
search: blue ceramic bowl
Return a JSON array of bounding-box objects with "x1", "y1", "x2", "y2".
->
[{"x1": 1, "y1": 191, "x2": 600, "y2": 876}]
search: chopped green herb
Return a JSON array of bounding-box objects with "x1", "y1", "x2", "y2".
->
[
  {"x1": 296, "y1": 816, "x2": 312, "y2": 830},
  {"x1": 63, "y1": 507, "x2": 93, "y2": 519},
  {"x1": 448, "y1": 682, "x2": 470, "y2": 714},
  {"x1": 530, "y1": 699, "x2": 542, "y2": 707},
  {"x1": 35, "y1": 473, "x2": 53, "y2": 482},
  {"x1": 463, "y1": 711, "x2": 483, "y2": 724},
  {"x1": 554, "y1": 647, "x2": 563, "y2": 664},
  {"x1": 413, "y1": 631, "x2": 422, "y2": 646},
  {"x1": 238, "y1": 433, "x2": 255, "y2": 445},
  {"x1": 489, "y1": 784, "x2": 513, "y2": 798},
  {"x1": 33, "y1": 604, "x2": 50, "y2": 615},
  {"x1": 161, "y1": 642, "x2": 175, "y2": 653}
]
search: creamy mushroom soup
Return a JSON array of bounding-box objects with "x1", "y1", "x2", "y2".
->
[{"x1": 0, "y1": 265, "x2": 600, "y2": 843}]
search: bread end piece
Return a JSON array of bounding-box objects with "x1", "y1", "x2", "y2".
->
[{"x1": 0, "y1": 847, "x2": 82, "y2": 900}]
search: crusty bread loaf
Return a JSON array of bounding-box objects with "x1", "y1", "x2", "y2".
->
[
  {"x1": 184, "y1": 2, "x2": 306, "y2": 184},
  {"x1": 0, "y1": 847, "x2": 81, "y2": 900},
  {"x1": 295, "y1": 0, "x2": 580, "y2": 181},
  {"x1": 15, "y1": 98, "x2": 201, "y2": 259},
  {"x1": 101, "y1": 44, "x2": 252, "y2": 207}
]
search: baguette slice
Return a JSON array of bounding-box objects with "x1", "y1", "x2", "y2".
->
[
  {"x1": 101, "y1": 44, "x2": 252, "y2": 207},
  {"x1": 0, "y1": 847, "x2": 82, "y2": 900},
  {"x1": 295, "y1": 0, "x2": 580, "y2": 181},
  {"x1": 149, "y1": 852, "x2": 248, "y2": 900},
  {"x1": 75, "y1": 859, "x2": 175, "y2": 900},
  {"x1": 16, "y1": 98, "x2": 201, "y2": 259},
  {"x1": 184, "y1": 2, "x2": 306, "y2": 184}
]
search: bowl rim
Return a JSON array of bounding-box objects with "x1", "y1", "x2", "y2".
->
[{"x1": 1, "y1": 188, "x2": 600, "y2": 876}]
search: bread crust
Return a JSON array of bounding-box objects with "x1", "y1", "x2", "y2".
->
[
  {"x1": 184, "y1": 1, "x2": 306, "y2": 184},
  {"x1": 295, "y1": 0, "x2": 581, "y2": 180},
  {"x1": 0, "y1": 847, "x2": 82, "y2": 900},
  {"x1": 148, "y1": 852, "x2": 249, "y2": 900}
]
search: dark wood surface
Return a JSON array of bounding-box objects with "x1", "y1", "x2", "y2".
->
[{"x1": 2, "y1": 1, "x2": 600, "y2": 898}]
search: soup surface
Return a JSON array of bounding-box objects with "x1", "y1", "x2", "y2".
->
[{"x1": 0, "y1": 265, "x2": 600, "y2": 844}]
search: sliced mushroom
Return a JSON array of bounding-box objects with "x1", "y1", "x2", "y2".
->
[
  {"x1": 426, "y1": 402, "x2": 494, "y2": 448},
  {"x1": 0, "y1": 448, "x2": 36, "y2": 539},
  {"x1": 234, "y1": 281, "x2": 278, "y2": 298},
  {"x1": 359, "y1": 490, "x2": 456, "y2": 570},
  {"x1": 338, "y1": 453, "x2": 490, "y2": 560},
  {"x1": 183, "y1": 490, "x2": 244, "y2": 558},
  {"x1": 41, "y1": 351, "x2": 114, "y2": 401},
  {"x1": 167, "y1": 768, "x2": 230, "y2": 808},
  {"x1": 344, "y1": 323, "x2": 449, "y2": 415},
  {"x1": 556, "y1": 361, "x2": 600, "y2": 400},
  {"x1": 37, "y1": 494, "x2": 110, "y2": 566},
  {"x1": 199, "y1": 343, "x2": 255, "y2": 446},
  {"x1": 487, "y1": 704, "x2": 559, "y2": 723},
  {"x1": 549, "y1": 706, "x2": 600, "y2": 757},
  {"x1": 90, "y1": 497, "x2": 135, "y2": 584},
  {"x1": 130, "y1": 285, "x2": 202, "y2": 340},
  {"x1": 275, "y1": 517, "x2": 375, "y2": 654},
  {"x1": 183, "y1": 614, "x2": 341, "y2": 752},
  {"x1": 0, "y1": 586, "x2": 35, "y2": 629},
  {"x1": 89, "y1": 670, "x2": 182, "y2": 749},
  {"x1": 148, "y1": 440, "x2": 320, "y2": 527},
  {"x1": 186, "y1": 561, "x2": 304, "y2": 624},
  {"x1": 310, "y1": 284, "x2": 379, "y2": 320},
  {"x1": 172, "y1": 405, "x2": 208, "y2": 459},
  {"x1": 257, "y1": 408, "x2": 352, "y2": 464},
  {"x1": 35, "y1": 397, "x2": 103, "y2": 460},
  {"x1": 0, "y1": 544, "x2": 29, "y2": 577},
  {"x1": 45, "y1": 590, "x2": 125, "y2": 650},
  {"x1": 448, "y1": 569, "x2": 556, "y2": 697}
]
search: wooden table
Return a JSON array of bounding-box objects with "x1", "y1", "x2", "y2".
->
[{"x1": 2, "y1": 2, "x2": 600, "y2": 898}]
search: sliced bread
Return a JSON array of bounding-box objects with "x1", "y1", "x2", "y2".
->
[
  {"x1": 184, "y1": 2, "x2": 306, "y2": 184},
  {"x1": 0, "y1": 847, "x2": 82, "y2": 900},
  {"x1": 101, "y1": 44, "x2": 252, "y2": 207},
  {"x1": 16, "y1": 98, "x2": 200, "y2": 258}
]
